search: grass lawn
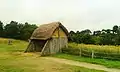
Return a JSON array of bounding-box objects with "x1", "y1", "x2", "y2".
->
[
  {"x1": 52, "y1": 53, "x2": 120, "y2": 69},
  {"x1": 0, "y1": 38, "x2": 106, "y2": 72}
]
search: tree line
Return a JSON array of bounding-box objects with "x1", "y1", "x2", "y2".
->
[
  {"x1": 0, "y1": 21, "x2": 38, "y2": 40},
  {"x1": 1, "y1": 21, "x2": 120, "y2": 45},
  {"x1": 69, "y1": 25, "x2": 120, "y2": 45}
]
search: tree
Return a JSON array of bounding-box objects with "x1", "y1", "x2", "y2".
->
[
  {"x1": 93, "y1": 30, "x2": 101, "y2": 36},
  {"x1": 80, "y1": 34, "x2": 94, "y2": 44},
  {"x1": 4, "y1": 21, "x2": 19, "y2": 39},
  {"x1": 20, "y1": 22, "x2": 38, "y2": 40},
  {"x1": 100, "y1": 33, "x2": 114, "y2": 45},
  {"x1": 101, "y1": 29, "x2": 106, "y2": 34},
  {"x1": 114, "y1": 26, "x2": 120, "y2": 45},
  {"x1": 105, "y1": 29, "x2": 112, "y2": 34},
  {"x1": 80, "y1": 29, "x2": 91, "y2": 35},
  {"x1": 0, "y1": 21, "x2": 4, "y2": 37},
  {"x1": 3, "y1": 21, "x2": 38, "y2": 40},
  {"x1": 17, "y1": 23, "x2": 24, "y2": 39},
  {"x1": 92, "y1": 36, "x2": 102, "y2": 45},
  {"x1": 113, "y1": 25, "x2": 118, "y2": 34},
  {"x1": 68, "y1": 31, "x2": 75, "y2": 42},
  {"x1": 116, "y1": 26, "x2": 120, "y2": 35}
]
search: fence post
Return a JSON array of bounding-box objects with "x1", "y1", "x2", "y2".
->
[
  {"x1": 118, "y1": 48, "x2": 119, "y2": 54},
  {"x1": 79, "y1": 48, "x2": 81, "y2": 57},
  {"x1": 92, "y1": 50, "x2": 94, "y2": 59},
  {"x1": 8, "y1": 39, "x2": 12, "y2": 45}
]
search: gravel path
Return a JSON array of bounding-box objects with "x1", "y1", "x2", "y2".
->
[{"x1": 43, "y1": 57, "x2": 120, "y2": 72}]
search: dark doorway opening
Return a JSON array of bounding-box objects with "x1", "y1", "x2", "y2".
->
[{"x1": 32, "y1": 39, "x2": 46, "y2": 52}]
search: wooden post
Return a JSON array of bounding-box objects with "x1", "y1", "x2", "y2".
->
[
  {"x1": 79, "y1": 48, "x2": 81, "y2": 57},
  {"x1": 41, "y1": 41, "x2": 48, "y2": 56},
  {"x1": 116, "y1": 47, "x2": 119, "y2": 55},
  {"x1": 92, "y1": 50, "x2": 94, "y2": 59},
  {"x1": 24, "y1": 40, "x2": 32, "y2": 52},
  {"x1": 58, "y1": 27, "x2": 61, "y2": 52},
  {"x1": 8, "y1": 39, "x2": 12, "y2": 45}
]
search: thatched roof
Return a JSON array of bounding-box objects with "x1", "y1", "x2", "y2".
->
[{"x1": 30, "y1": 22, "x2": 68, "y2": 40}]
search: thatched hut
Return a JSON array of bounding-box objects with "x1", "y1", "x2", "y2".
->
[{"x1": 25, "y1": 22, "x2": 68, "y2": 56}]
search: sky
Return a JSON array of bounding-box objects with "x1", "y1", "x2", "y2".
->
[{"x1": 0, "y1": 0, "x2": 120, "y2": 31}]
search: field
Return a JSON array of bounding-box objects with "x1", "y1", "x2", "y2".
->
[
  {"x1": 0, "y1": 38, "x2": 105, "y2": 72},
  {"x1": 62, "y1": 43, "x2": 120, "y2": 60}
]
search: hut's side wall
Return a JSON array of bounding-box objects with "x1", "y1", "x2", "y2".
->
[
  {"x1": 49, "y1": 38, "x2": 59, "y2": 54},
  {"x1": 42, "y1": 27, "x2": 68, "y2": 55},
  {"x1": 59, "y1": 27, "x2": 68, "y2": 49},
  {"x1": 41, "y1": 38, "x2": 60, "y2": 55},
  {"x1": 50, "y1": 27, "x2": 68, "y2": 54}
]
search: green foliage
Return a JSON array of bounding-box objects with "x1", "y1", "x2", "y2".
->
[
  {"x1": 92, "y1": 36, "x2": 102, "y2": 45},
  {"x1": 93, "y1": 30, "x2": 101, "y2": 36},
  {"x1": 69, "y1": 25, "x2": 120, "y2": 45},
  {"x1": 69, "y1": 29, "x2": 94, "y2": 44},
  {"x1": 0, "y1": 21, "x2": 4, "y2": 37},
  {"x1": 4, "y1": 21, "x2": 19, "y2": 38},
  {"x1": 20, "y1": 22, "x2": 38, "y2": 40},
  {"x1": 0, "y1": 21, "x2": 38, "y2": 41},
  {"x1": 113, "y1": 25, "x2": 118, "y2": 34}
]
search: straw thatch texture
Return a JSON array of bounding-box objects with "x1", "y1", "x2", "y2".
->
[{"x1": 30, "y1": 22, "x2": 68, "y2": 40}]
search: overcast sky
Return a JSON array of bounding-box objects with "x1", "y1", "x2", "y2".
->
[{"x1": 0, "y1": 0, "x2": 120, "y2": 31}]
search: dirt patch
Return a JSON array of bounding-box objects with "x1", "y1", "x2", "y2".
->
[{"x1": 43, "y1": 57, "x2": 120, "y2": 72}]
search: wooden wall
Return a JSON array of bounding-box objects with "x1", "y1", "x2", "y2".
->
[
  {"x1": 52, "y1": 27, "x2": 67, "y2": 37},
  {"x1": 41, "y1": 37, "x2": 68, "y2": 56},
  {"x1": 41, "y1": 27, "x2": 68, "y2": 55}
]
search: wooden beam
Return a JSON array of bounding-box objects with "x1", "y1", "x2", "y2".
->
[
  {"x1": 24, "y1": 40, "x2": 32, "y2": 52},
  {"x1": 58, "y1": 27, "x2": 61, "y2": 52},
  {"x1": 40, "y1": 40, "x2": 49, "y2": 56}
]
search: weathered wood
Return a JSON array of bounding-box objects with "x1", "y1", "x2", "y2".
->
[
  {"x1": 92, "y1": 50, "x2": 94, "y2": 59},
  {"x1": 8, "y1": 39, "x2": 12, "y2": 45},
  {"x1": 25, "y1": 41, "x2": 35, "y2": 52},
  {"x1": 79, "y1": 48, "x2": 81, "y2": 57},
  {"x1": 41, "y1": 40, "x2": 49, "y2": 56},
  {"x1": 25, "y1": 25, "x2": 68, "y2": 56},
  {"x1": 58, "y1": 27, "x2": 61, "y2": 52},
  {"x1": 24, "y1": 41, "x2": 32, "y2": 52}
]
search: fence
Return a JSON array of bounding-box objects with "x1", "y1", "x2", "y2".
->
[{"x1": 62, "y1": 45, "x2": 120, "y2": 60}]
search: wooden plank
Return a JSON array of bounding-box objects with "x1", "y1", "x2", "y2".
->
[
  {"x1": 49, "y1": 40, "x2": 51, "y2": 54},
  {"x1": 92, "y1": 50, "x2": 94, "y2": 59},
  {"x1": 40, "y1": 40, "x2": 49, "y2": 56},
  {"x1": 58, "y1": 27, "x2": 61, "y2": 52},
  {"x1": 24, "y1": 41, "x2": 31, "y2": 52}
]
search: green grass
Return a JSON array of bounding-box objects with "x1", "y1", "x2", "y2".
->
[
  {"x1": 52, "y1": 53, "x2": 120, "y2": 69},
  {"x1": 0, "y1": 38, "x2": 105, "y2": 72}
]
